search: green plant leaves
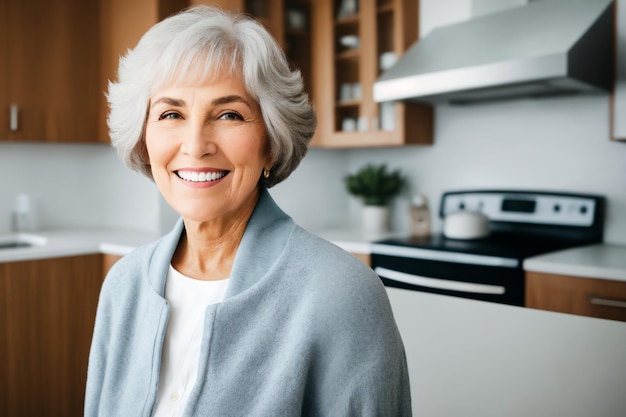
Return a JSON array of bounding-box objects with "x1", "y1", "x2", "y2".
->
[{"x1": 344, "y1": 163, "x2": 406, "y2": 206}]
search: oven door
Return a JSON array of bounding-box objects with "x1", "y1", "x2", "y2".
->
[{"x1": 371, "y1": 243, "x2": 525, "y2": 306}]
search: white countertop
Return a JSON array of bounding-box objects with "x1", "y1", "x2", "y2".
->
[
  {"x1": 0, "y1": 228, "x2": 159, "y2": 263},
  {"x1": 310, "y1": 228, "x2": 401, "y2": 255},
  {"x1": 3, "y1": 227, "x2": 625, "y2": 285},
  {"x1": 524, "y1": 243, "x2": 626, "y2": 282}
]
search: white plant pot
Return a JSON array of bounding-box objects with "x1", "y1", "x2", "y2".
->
[{"x1": 362, "y1": 205, "x2": 389, "y2": 233}]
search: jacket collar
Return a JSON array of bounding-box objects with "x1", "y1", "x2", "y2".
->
[{"x1": 148, "y1": 189, "x2": 294, "y2": 298}]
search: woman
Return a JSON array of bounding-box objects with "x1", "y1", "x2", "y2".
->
[{"x1": 85, "y1": 6, "x2": 411, "y2": 416}]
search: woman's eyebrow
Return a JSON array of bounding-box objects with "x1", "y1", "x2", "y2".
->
[
  {"x1": 212, "y1": 95, "x2": 252, "y2": 109},
  {"x1": 150, "y1": 94, "x2": 252, "y2": 110},
  {"x1": 151, "y1": 96, "x2": 185, "y2": 109}
]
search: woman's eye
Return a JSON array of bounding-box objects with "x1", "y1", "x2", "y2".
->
[
  {"x1": 159, "y1": 112, "x2": 181, "y2": 120},
  {"x1": 219, "y1": 111, "x2": 243, "y2": 121}
]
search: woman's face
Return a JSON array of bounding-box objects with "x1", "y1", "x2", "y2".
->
[{"x1": 145, "y1": 74, "x2": 271, "y2": 227}]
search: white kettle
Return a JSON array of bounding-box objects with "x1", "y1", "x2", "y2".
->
[{"x1": 444, "y1": 210, "x2": 490, "y2": 240}]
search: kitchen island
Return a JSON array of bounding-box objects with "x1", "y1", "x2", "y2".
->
[{"x1": 388, "y1": 285, "x2": 626, "y2": 417}]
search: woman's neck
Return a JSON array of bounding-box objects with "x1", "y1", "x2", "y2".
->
[{"x1": 172, "y1": 193, "x2": 258, "y2": 281}]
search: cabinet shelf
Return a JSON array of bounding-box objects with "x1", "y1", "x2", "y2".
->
[
  {"x1": 336, "y1": 99, "x2": 361, "y2": 106},
  {"x1": 336, "y1": 49, "x2": 360, "y2": 60},
  {"x1": 285, "y1": 27, "x2": 309, "y2": 37},
  {"x1": 335, "y1": 14, "x2": 360, "y2": 25}
]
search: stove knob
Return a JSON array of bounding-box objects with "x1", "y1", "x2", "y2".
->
[
  {"x1": 580, "y1": 205, "x2": 588, "y2": 214},
  {"x1": 553, "y1": 204, "x2": 561, "y2": 213}
]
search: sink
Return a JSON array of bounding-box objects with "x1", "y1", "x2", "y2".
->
[
  {"x1": 0, "y1": 241, "x2": 33, "y2": 249},
  {"x1": 0, "y1": 234, "x2": 47, "y2": 250}
]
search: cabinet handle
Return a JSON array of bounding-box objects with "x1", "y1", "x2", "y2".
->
[
  {"x1": 590, "y1": 297, "x2": 626, "y2": 309},
  {"x1": 10, "y1": 104, "x2": 19, "y2": 132}
]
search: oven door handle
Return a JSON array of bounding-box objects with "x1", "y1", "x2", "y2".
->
[{"x1": 375, "y1": 266, "x2": 506, "y2": 295}]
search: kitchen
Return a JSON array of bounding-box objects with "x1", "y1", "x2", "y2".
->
[{"x1": 1, "y1": 0, "x2": 626, "y2": 416}]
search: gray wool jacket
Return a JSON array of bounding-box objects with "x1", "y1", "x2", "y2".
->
[{"x1": 84, "y1": 189, "x2": 411, "y2": 416}]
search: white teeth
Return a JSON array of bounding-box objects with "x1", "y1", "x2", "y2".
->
[{"x1": 177, "y1": 170, "x2": 227, "y2": 182}]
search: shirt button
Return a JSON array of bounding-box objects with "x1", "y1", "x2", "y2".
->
[{"x1": 170, "y1": 391, "x2": 180, "y2": 401}]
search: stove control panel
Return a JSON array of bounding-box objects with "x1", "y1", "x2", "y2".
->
[{"x1": 441, "y1": 191, "x2": 601, "y2": 227}]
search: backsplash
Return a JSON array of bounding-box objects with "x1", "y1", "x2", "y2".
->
[{"x1": 0, "y1": 143, "x2": 159, "y2": 234}]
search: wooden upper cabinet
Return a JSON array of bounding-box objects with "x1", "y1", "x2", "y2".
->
[
  {"x1": 2, "y1": 0, "x2": 100, "y2": 143},
  {"x1": 310, "y1": 0, "x2": 432, "y2": 148}
]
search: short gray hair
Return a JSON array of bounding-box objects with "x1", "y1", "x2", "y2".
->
[{"x1": 107, "y1": 5, "x2": 316, "y2": 188}]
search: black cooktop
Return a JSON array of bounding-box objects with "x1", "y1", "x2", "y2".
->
[{"x1": 374, "y1": 232, "x2": 597, "y2": 262}]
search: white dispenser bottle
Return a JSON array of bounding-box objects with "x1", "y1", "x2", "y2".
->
[{"x1": 12, "y1": 193, "x2": 38, "y2": 232}]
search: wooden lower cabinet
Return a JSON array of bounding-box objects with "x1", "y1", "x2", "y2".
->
[
  {"x1": 102, "y1": 253, "x2": 123, "y2": 280},
  {"x1": 351, "y1": 252, "x2": 371, "y2": 267},
  {"x1": 526, "y1": 271, "x2": 626, "y2": 322},
  {"x1": 0, "y1": 254, "x2": 103, "y2": 417}
]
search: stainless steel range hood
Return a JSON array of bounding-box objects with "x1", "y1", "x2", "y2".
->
[{"x1": 373, "y1": 0, "x2": 614, "y2": 105}]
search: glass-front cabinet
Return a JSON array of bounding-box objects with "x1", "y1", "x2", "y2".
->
[{"x1": 310, "y1": 0, "x2": 432, "y2": 148}]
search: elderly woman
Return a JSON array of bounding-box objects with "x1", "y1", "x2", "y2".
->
[{"x1": 85, "y1": 5, "x2": 410, "y2": 417}]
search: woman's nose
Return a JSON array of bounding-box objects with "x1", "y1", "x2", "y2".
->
[{"x1": 180, "y1": 122, "x2": 217, "y2": 157}]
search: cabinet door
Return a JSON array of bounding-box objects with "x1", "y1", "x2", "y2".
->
[
  {"x1": 526, "y1": 271, "x2": 626, "y2": 322},
  {"x1": 0, "y1": 255, "x2": 103, "y2": 417},
  {"x1": 310, "y1": 0, "x2": 432, "y2": 148},
  {"x1": 4, "y1": 0, "x2": 100, "y2": 142}
]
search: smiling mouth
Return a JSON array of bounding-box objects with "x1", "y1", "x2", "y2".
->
[{"x1": 175, "y1": 170, "x2": 229, "y2": 182}]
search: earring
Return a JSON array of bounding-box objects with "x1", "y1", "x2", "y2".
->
[{"x1": 263, "y1": 168, "x2": 270, "y2": 179}]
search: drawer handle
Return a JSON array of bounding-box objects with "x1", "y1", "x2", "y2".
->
[
  {"x1": 10, "y1": 104, "x2": 19, "y2": 132},
  {"x1": 590, "y1": 297, "x2": 626, "y2": 309},
  {"x1": 375, "y1": 266, "x2": 506, "y2": 295}
]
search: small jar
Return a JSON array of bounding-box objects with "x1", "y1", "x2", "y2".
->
[{"x1": 410, "y1": 194, "x2": 430, "y2": 237}]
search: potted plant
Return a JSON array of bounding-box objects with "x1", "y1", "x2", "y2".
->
[{"x1": 344, "y1": 163, "x2": 407, "y2": 232}]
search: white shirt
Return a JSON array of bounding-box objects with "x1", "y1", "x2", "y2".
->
[{"x1": 152, "y1": 265, "x2": 230, "y2": 417}]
